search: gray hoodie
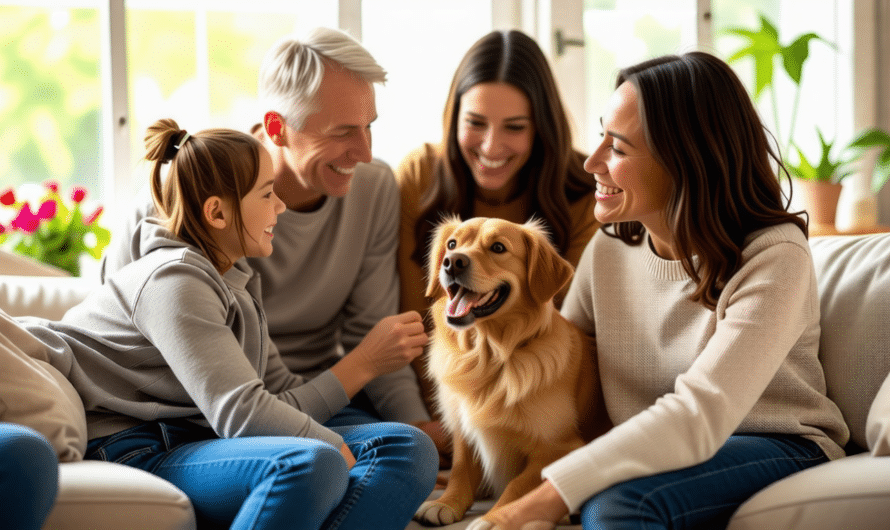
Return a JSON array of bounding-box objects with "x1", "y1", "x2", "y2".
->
[{"x1": 22, "y1": 219, "x2": 348, "y2": 447}]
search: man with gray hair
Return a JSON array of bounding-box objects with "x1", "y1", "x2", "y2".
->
[
  {"x1": 253, "y1": 28, "x2": 439, "y2": 436},
  {"x1": 102, "y1": 27, "x2": 442, "y2": 528}
]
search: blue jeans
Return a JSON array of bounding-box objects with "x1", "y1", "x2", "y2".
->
[
  {"x1": 85, "y1": 410, "x2": 437, "y2": 530},
  {"x1": 0, "y1": 423, "x2": 59, "y2": 530},
  {"x1": 580, "y1": 434, "x2": 829, "y2": 529}
]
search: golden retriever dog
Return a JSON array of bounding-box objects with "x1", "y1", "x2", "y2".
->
[{"x1": 414, "y1": 217, "x2": 608, "y2": 529}]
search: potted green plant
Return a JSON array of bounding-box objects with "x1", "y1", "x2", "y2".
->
[
  {"x1": 725, "y1": 14, "x2": 890, "y2": 229},
  {"x1": 724, "y1": 14, "x2": 830, "y2": 156},
  {"x1": 786, "y1": 130, "x2": 847, "y2": 228},
  {"x1": 782, "y1": 127, "x2": 890, "y2": 230}
]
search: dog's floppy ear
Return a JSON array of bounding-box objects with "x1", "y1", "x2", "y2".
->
[
  {"x1": 523, "y1": 220, "x2": 574, "y2": 305},
  {"x1": 425, "y1": 216, "x2": 461, "y2": 299}
]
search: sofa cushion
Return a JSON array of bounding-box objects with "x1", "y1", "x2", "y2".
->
[
  {"x1": 44, "y1": 460, "x2": 196, "y2": 530},
  {"x1": 809, "y1": 233, "x2": 890, "y2": 449},
  {"x1": 0, "y1": 311, "x2": 87, "y2": 462},
  {"x1": 727, "y1": 452, "x2": 890, "y2": 529}
]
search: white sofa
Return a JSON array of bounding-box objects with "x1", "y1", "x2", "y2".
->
[
  {"x1": 2, "y1": 232, "x2": 890, "y2": 530},
  {"x1": 0, "y1": 250, "x2": 195, "y2": 530}
]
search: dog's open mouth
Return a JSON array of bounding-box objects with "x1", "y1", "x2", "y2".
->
[{"x1": 444, "y1": 282, "x2": 510, "y2": 327}]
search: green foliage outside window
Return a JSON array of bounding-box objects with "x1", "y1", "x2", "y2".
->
[{"x1": 0, "y1": 7, "x2": 101, "y2": 191}]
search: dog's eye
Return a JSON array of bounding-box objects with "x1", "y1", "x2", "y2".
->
[
  {"x1": 447, "y1": 239, "x2": 456, "y2": 250},
  {"x1": 490, "y1": 242, "x2": 506, "y2": 254}
]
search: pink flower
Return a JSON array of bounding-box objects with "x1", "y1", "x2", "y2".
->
[
  {"x1": 0, "y1": 189, "x2": 14, "y2": 206},
  {"x1": 71, "y1": 187, "x2": 87, "y2": 203},
  {"x1": 0, "y1": 223, "x2": 6, "y2": 235},
  {"x1": 37, "y1": 199, "x2": 57, "y2": 220},
  {"x1": 10, "y1": 203, "x2": 40, "y2": 233},
  {"x1": 45, "y1": 181, "x2": 59, "y2": 193},
  {"x1": 84, "y1": 206, "x2": 104, "y2": 225}
]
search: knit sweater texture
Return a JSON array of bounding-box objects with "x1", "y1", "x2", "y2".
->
[
  {"x1": 101, "y1": 160, "x2": 429, "y2": 424},
  {"x1": 24, "y1": 220, "x2": 347, "y2": 448},
  {"x1": 542, "y1": 223, "x2": 849, "y2": 512}
]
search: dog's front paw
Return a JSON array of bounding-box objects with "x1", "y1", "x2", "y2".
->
[
  {"x1": 467, "y1": 518, "x2": 556, "y2": 530},
  {"x1": 414, "y1": 500, "x2": 462, "y2": 526},
  {"x1": 519, "y1": 522, "x2": 557, "y2": 530},
  {"x1": 466, "y1": 519, "x2": 496, "y2": 530}
]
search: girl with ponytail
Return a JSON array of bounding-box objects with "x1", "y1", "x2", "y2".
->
[{"x1": 8, "y1": 119, "x2": 436, "y2": 529}]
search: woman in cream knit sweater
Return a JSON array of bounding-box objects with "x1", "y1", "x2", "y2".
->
[{"x1": 476, "y1": 52, "x2": 848, "y2": 530}]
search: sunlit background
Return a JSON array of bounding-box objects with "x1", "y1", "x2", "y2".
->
[{"x1": 1, "y1": 0, "x2": 880, "y2": 237}]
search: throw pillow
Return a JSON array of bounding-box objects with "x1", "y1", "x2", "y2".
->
[
  {"x1": 0, "y1": 310, "x2": 87, "y2": 462},
  {"x1": 866, "y1": 372, "x2": 890, "y2": 455}
]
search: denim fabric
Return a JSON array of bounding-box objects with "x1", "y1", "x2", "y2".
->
[
  {"x1": 0, "y1": 423, "x2": 59, "y2": 530},
  {"x1": 86, "y1": 415, "x2": 437, "y2": 530},
  {"x1": 580, "y1": 434, "x2": 829, "y2": 530}
]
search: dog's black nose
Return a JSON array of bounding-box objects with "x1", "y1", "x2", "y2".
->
[{"x1": 443, "y1": 253, "x2": 470, "y2": 277}]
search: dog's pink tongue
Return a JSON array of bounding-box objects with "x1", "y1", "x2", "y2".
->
[{"x1": 447, "y1": 286, "x2": 482, "y2": 318}]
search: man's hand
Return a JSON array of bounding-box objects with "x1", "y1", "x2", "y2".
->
[
  {"x1": 331, "y1": 311, "x2": 428, "y2": 397},
  {"x1": 355, "y1": 311, "x2": 427, "y2": 376}
]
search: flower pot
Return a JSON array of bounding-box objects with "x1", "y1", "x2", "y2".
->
[{"x1": 794, "y1": 178, "x2": 842, "y2": 232}]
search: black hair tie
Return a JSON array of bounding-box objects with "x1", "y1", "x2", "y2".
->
[{"x1": 164, "y1": 131, "x2": 190, "y2": 161}]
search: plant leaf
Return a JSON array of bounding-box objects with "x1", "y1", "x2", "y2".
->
[
  {"x1": 874, "y1": 149, "x2": 890, "y2": 194},
  {"x1": 723, "y1": 17, "x2": 783, "y2": 100},
  {"x1": 848, "y1": 128, "x2": 890, "y2": 150},
  {"x1": 844, "y1": 127, "x2": 890, "y2": 193},
  {"x1": 781, "y1": 33, "x2": 823, "y2": 85},
  {"x1": 789, "y1": 144, "x2": 817, "y2": 180},
  {"x1": 815, "y1": 130, "x2": 843, "y2": 181},
  {"x1": 86, "y1": 225, "x2": 112, "y2": 259},
  {"x1": 760, "y1": 15, "x2": 780, "y2": 41}
]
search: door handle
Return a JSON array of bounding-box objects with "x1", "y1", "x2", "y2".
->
[{"x1": 555, "y1": 29, "x2": 584, "y2": 57}]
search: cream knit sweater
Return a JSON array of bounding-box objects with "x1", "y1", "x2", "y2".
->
[{"x1": 542, "y1": 223, "x2": 849, "y2": 512}]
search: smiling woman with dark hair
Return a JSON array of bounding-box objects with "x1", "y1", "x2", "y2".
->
[
  {"x1": 396, "y1": 29, "x2": 599, "y2": 416},
  {"x1": 474, "y1": 51, "x2": 849, "y2": 530}
]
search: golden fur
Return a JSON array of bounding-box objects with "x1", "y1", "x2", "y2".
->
[{"x1": 414, "y1": 217, "x2": 608, "y2": 527}]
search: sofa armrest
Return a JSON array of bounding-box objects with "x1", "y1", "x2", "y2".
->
[
  {"x1": 46, "y1": 461, "x2": 196, "y2": 530},
  {"x1": 728, "y1": 453, "x2": 890, "y2": 530},
  {"x1": 0, "y1": 275, "x2": 95, "y2": 320},
  {"x1": 0, "y1": 248, "x2": 71, "y2": 277}
]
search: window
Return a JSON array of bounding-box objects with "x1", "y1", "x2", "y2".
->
[
  {"x1": 711, "y1": 0, "x2": 852, "y2": 164},
  {"x1": 1, "y1": 0, "x2": 879, "y2": 229},
  {"x1": 361, "y1": 0, "x2": 491, "y2": 168},
  {"x1": 582, "y1": 0, "x2": 698, "y2": 145},
  {"x1": 581, "y1": 0, "x2": 850, "y2": 160},
  {"x1": 1, "y1": 0, "x2": 336, "y2": 218},
  {"x1": 124, "y1": 0, "x2": 337, "y2": 200},
  {"x1": 0, "y1": 4, "x2": 102, "y2": 193}
]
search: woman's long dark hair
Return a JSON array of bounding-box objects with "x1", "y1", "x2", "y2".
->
[
  {"x1": 606, "y1": 52, "x2": 807, "y2": 310},
  {"x1": 410, "y1": 30, "x2": 593, "y2": 266}
]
